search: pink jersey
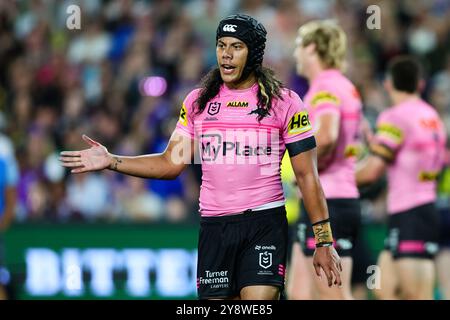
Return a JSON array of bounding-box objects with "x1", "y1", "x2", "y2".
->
[
  {"x1": 175, "y1": 83, "x2": 314, "y2": 217},
  {"x1": 373, "y1": 98, "x2": 447, "y2": 214},
  {"x1": 304, "y1": 69, "x2": 362, "y2": 199}
]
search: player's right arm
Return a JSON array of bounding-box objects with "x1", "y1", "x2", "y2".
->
[
  {"x1": 61, "y1": 90, "x2": 199, "y2": 179},
  {"x1": 307, "y1": 87, "x2": 341, "y2": 170},
  {"x1": 59, "y1": 132, "x2": 194, "y2": 179}
]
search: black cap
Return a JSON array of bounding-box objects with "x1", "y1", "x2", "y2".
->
[{"x1": 216, "y1": 14, "x2": 267, "y2": 79}]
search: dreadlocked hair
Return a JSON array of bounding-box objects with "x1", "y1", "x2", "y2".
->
[
  {"x1": 194, "y1": 65, "x2": 284, "y2": 121},
  {"x1": 195, "y1": 67, "x2": 223, "y2": 116}
]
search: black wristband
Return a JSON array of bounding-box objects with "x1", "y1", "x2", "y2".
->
[
  {"x1": 316, "y1": 242, "x2": 333, "y2": 248},
  {"x1": 311, "y1": 218, "x2": 330, "y2": 227}
]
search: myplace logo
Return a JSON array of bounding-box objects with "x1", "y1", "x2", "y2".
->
[
  {"x1": 172, "y1": 125, "x2": 280, "y2": 175},
  {"x1": 223, "y1": 24, "x2": 237, "y2": 32},
  {"x1": 201, "y1": 133, "x2": 222, "y2": 162}
]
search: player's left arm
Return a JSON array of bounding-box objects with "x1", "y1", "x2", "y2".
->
[
  {"x1": 289, "y1": 146, "x2": 342, "y2": 287},
  {"x1": 289, "y1": 147, "x2": 327, "y2": 223},
  {"x1": 283, "y1": 90, "x2": 342, "y2": 287}
]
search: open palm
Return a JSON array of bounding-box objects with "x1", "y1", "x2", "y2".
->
[{"x1": 59, "y1": 135, "x2": 112, "y2": 173}]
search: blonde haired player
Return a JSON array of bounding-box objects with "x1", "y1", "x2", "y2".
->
[{"x1": 288, "y1": 20, "x2": 363, "y2": 300}]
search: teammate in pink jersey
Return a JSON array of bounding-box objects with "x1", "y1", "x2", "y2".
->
[
  {"x1": 357, "y1": 56, "x2": 447, "y2": 300},
  {"x1": 60, "y1": 14, "x2": 342, "y2": 300},
  {"x1": 287, "y1": 20, "x2": 362, "y2": 300}
]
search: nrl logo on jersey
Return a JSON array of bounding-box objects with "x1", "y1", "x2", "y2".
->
[
  {"x1": 227, "y1": 101, "x2": 249, "y2": 108},
  {"x1": 207, "y1": 102, "x2": 221, "y2": 116}
]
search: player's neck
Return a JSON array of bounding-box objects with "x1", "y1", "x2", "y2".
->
[
  {"x1": 391, "y1": 91, "x2": 420, "y2": 106},
  {"x1": 224, "y1": 73, "x2": 257, "y2": 90},
  {"x1": 307, "y1": 62, "x2": 328, "y2": 82}
]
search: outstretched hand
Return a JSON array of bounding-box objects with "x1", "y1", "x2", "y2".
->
[
  {"x1": 313, "y1": 246, "x2": 343, "y2": 287},
  {"x1": 59, "y1": 135, "x2": 112, "y2": 173}
]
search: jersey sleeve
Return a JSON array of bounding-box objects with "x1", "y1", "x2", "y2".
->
[
  {"x1": 174, "y1": 89, "x2": 200, "y2": 139},
  {"x1": 370, "y1": 110, "x2": 405, "y2": 162},
  {"x1": 307, "y1": 82, "x2": 341, "y2": 118},
  {"x1": 281, "y1": 90, "x2": 316, "y2": 157}
]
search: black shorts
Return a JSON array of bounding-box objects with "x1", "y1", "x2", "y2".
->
[
  {"x1": 385, "y1": 203, "x2": 440, "y2": 260},
  {"x1": 438, "y1": 208, "x2": 450, "y2": 249},
  {"x1": 295, "y1": 199, "x2": 361, "y2": 257},
  {"x1": 197, "y1": 206, "x2": 288, "y2": 300}
]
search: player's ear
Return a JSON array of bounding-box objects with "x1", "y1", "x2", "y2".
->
[
  {"x1": 305, "y1": 43, "x2": 316, "y2": 55},
  {"x1": 418, "y1": 79, "x2": 425, "y2": 93}
]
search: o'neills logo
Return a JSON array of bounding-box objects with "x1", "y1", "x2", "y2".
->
[
  {"x1": 255, "y1": 245, "x2": 276, "y2": 251},
  {"x1": 227, "y1": 101, "x2": 249, "y2": 108}
]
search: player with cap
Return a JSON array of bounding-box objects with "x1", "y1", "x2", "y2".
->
[{"x1": 60, "y1": 14, "x2": 342, "y2": 300}]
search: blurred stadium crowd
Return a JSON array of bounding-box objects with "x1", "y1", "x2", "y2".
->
[{"x1": 0, "y1": 0, "x2": 449, "y2": 225}]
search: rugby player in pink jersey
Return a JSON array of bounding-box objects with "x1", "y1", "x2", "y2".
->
[
  {"x1": 60, "y1": 14, "x2": 342, "y2": 300},
  {"x1": 357, "y1": 56, "x2": 447, "y2": 300},
  {"x1": 287, "y1": 20, "x2": 362, "y2": 300}
]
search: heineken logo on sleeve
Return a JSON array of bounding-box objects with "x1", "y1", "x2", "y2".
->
[{"x1": 288, "y1": 111, "x2": 312, "y2": 135}]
